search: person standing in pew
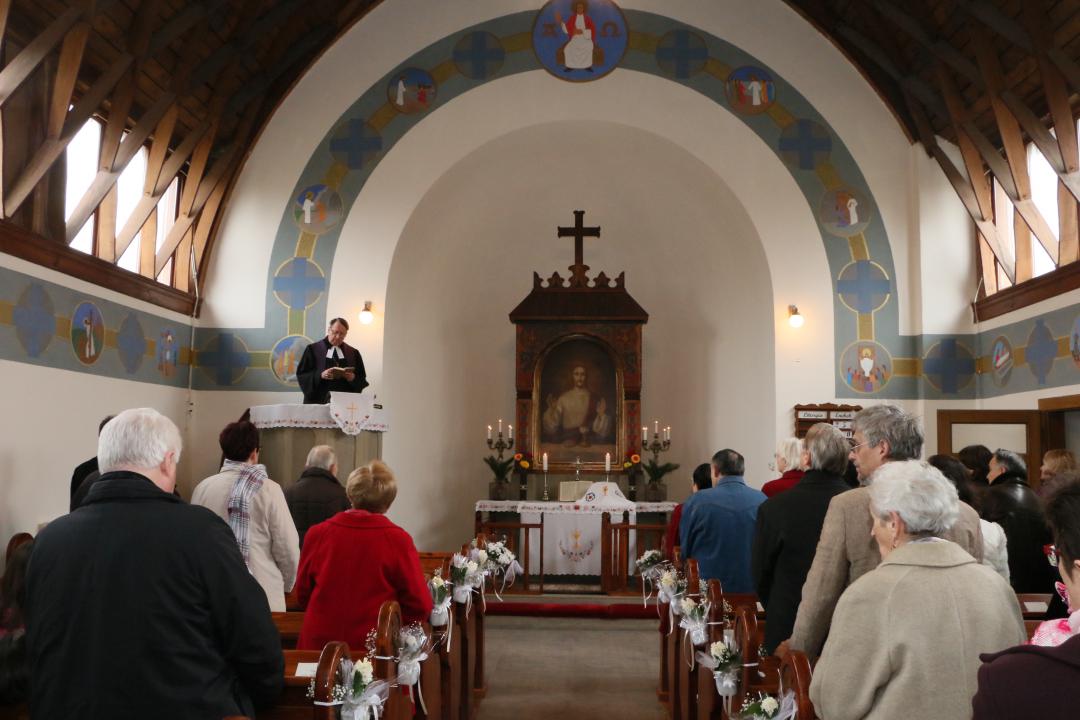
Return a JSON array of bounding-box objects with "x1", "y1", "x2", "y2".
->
[
  {"x1": 809, "y1": 461, "x2": 1025, "y2": 720},
  {"x1": 294, "y1": 460, "x2": 432, "y2": 650},
  {"x1": 26, "y1": 408, "x2": 284, "y2": 719},
  {"x1": 192, "y1": 420, "x2": 301, "y2": 612},
  {"x1": 779, "y1": 405, "x2": 985, "y2": 659},
  {"x1": 753, "y1": 423, "x2": 851, "y2": 655},
  {"x1": 285, "y1": 445, "x2": 349, "y2": 548}
]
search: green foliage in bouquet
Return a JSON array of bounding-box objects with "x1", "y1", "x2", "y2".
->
[
  {"x1": 483, "y1": 455, "x2": 515, "y2": 482},
  {"x1": 644, "y1": 458, "x2": 680, "y2": 484}
]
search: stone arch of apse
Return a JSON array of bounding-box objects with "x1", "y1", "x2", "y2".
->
[{"x1": 204, "y1": 9, "x2": 903, "y2": 397}]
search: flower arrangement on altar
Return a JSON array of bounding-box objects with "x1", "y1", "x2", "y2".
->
[
  {"x1": 643, "y1": 457, "x2": 680, "y2": 484},
  {"x1": 513, "y1": 452, "x2": 532, "y2": 471},
  {"x1": 428, "y1": 571, "x2": 451, "y2": 626},
  {"x1": 622, "y1": 451, "x2": 642, "y2": 471},
  {"x1": 736, "y1": 691, "x2": 795, "y2": 720},
  {"x1": 483, "y1": 455, "x2": 515, "y2": 483}
]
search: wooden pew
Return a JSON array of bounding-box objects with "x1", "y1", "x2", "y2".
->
[
  {"x1": 677, "y1": 560, "x2": 703, "y2": 720},
  {"x1": 375, "y1": 601, "x2": 413, "y2": 720},
  {"x1": 1017, "y1": 593, "x2": 1053, "y2": 619},
  {"x1": 696, "y1": 580, "x2": 726, "y2": 720},
  {"x1": 778, "y1": 651, "x2": 815, "y2": 720},
  {"x1": 273, "y1": 611, "x2": 305, "y2": 649},
  {"x1": 657, "y1": 548, "x2": 682, "y2": 704}
]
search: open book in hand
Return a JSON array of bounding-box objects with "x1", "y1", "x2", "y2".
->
[{"x1": 328, "y1": 366, "x2": 355, "y2": 376}]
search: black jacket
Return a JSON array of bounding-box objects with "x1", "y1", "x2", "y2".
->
[
  {"x1": 27, "y1": 471, "x2": 284, "y2": 719},
  {"x1": 285, "y1": 467, "x2": 350, "y2": 546},
  {"x1": 69, "y1": 456, "x2": 97, "y2": 501},
  {"x1": 752, "y1": 469, "x2": 851, "y2": 654},
  {"x1": 982, "y1": 471, "x2": 1055, "y2": 593}
]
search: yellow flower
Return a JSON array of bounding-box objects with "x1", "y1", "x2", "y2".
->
[
  {"x1": 630, "y1": 454, "x2": 641, "y2": 464},
  {"x1": 623, "y1": 461, "x2": 632, "y2": 469},
  {"x1": 520, "y1": 460, "x2": 530, "y2": 469},
  {"x1": 513, "y1": 453, "x2": 523, "y2": 461}
]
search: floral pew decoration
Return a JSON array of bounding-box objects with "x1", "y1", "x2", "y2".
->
[
  {"x1": 696, "y1": 638, "x2": 749, "y2": 717},
  {"x1": 476, "y1": 538, "x2": 524, "y2": 599},
  {"x1": 656, "y1": 566, "x2": 689, "y2": 633},
  {"x1": 385, "y1": 623, "x2": 436, "y2": 716},
  {"x1": 735, "y1": 691, "x2": 796, "y2": 720},
  {"x1": 635, "y1": 549, "x2": 672, "y2": 607},
  {"x1": 309, "y1": 655, "x2": 391, "y2": 720},
  {"x1": 450, "y1": 552, "x2": 484, "y2": 613},
  {"x1": 678, "y1": 596, "x2": 713, "y2": 668}
]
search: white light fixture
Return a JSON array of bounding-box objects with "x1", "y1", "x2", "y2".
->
[
  {"x1": 788, "y1": 304, "x2": 804, "y2": 328},
  {"x1": 359, "y1": 301, "x2": 374, "y2": 325}
]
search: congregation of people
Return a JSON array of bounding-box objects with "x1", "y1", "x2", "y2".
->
[
  {"x1": 3, "y1": 402, "x2": 1080, "y2": 717},
  {"x1": 672, "y1": 404, "x2": 1080, "y2": 719}
]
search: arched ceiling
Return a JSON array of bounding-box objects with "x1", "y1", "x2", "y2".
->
[{"x1": 0, "y1": 0, "x2": 1078, "y2": 313}]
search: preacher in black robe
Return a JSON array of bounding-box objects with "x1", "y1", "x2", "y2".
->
[{"x1": 296, "y1": 320, "x2": 368, "y2": 404}]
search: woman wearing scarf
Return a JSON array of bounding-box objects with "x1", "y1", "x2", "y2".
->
[{"x1": 191, "y1": 420, "x2": 300, "y2": 612}]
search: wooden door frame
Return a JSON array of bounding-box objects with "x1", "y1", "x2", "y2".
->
[{"x1": 936, "y1": 409, "x2": 1042, "y2": 468}]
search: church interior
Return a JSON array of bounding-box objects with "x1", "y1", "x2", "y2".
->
[{"x1": 2, "y1": 0, "x2": 1080, "y2": 718}]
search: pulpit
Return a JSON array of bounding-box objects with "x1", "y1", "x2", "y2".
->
[{"x1": 249, "y1": 393, "x2": 387, "y2": 488}]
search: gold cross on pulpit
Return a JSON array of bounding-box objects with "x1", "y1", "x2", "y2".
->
[
  {"x1": 557, "y1": 210, "x2": 600, "y2": 287},
  {"x1": 345, "y1": 402, "x2": 359, "y2": 420}
]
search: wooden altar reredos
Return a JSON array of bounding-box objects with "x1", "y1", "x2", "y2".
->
[{"x1": 509, "y1": 210, "x2": 648, "y2": 473}]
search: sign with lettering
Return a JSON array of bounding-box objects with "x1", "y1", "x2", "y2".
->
[{"x1": 797, "y1": 410, "x2": 828, "y2": 419}]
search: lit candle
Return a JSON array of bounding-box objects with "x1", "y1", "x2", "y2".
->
[
  {"x1": 666, "y1": 426, "x2": 671, "y2": 441},
  {"x1": 542, "y1": 453, "x2": 548, "y2": 472},
  {"x1": 508, "y1": 424, "x2": 513, "y2": 441},
  {"x1": 642, "y1": 426, "x2": 647, "y2": 444},
  {"x1": 654, "y1": 420, "x2": 659, "y2": 435},
  {"x1": 605, "y1": 453, "x2": 611, "y2": 472},
  {"x1": 498, "y1": 418, "x2": 503, "y2": 434},
  {"x1": 487, "y1": 425, "x2": 492, "y2": 441}
]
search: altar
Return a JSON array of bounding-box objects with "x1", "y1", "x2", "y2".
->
[
  {"x1": 248, "y1": 395, "x2": 387, "y2": 489},
  {"x1": 475, "y1": 496, "x2": 676, "y2": 591}
]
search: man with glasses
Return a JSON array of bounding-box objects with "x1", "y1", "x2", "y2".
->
[{"x1": 779, "y1": 404, "x2": 985, "y2": 658}]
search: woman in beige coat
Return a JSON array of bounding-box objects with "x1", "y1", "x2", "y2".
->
[{"x1": 809, "y1": 460, "x2": 1026, "y2": 720}]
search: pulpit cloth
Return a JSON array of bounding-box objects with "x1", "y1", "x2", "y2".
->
[
  {"x1": 475, "y1": 497, "x2": 677, "y2": 576},
  {"x1": 249, "y1": 393, "x2": 389, "y2": 435}
]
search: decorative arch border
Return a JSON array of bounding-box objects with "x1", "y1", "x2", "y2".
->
[{"x1": 193, "y1": 8, "x2": 926, "y2": 397}]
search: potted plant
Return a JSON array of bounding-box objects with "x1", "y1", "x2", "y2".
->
[
  {"x1": 643, "y1": 457, "x2": 679, "y2": 501},
  {"x1": 483, "y1": 455, "x2": 514, "y2": 500}
]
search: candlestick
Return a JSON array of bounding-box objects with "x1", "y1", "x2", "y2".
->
[
  {"x1": 642, "y1": 426, "x2": 647, "y2": 444},
  {"x1": 498, "y1": 418, "x2": 503, "y2": 433},
  {"x1": 605, "y1": 452, "x2": 611, "y2": 472},
  {"x1": 487, "y1": 425, "x2": 492, "y2": 441},
  {"x1": 542, "y1": 452, "x2": 548, "y2": 472},
  {"x1": 654, "y1": 420, "x2": 659, "y2": 435}
]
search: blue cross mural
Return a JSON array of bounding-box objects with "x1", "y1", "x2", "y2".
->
[
  {"x1": 453, "y1": 31, "x2": 505, "y2": 80},
  {"x1": 836, "y1": 261, "x2": 890, "y2": 314},
  {"x1": 12, "y1": 283, "x2": 55, "y2": 357},
  {"x1": 116, "y1": 313, "x2": 147, "y2": 374},
  {"x1": 199, "y1": 333, "x2": 251, "y2": 386},
  {"x1": 655, "y1": 30, "x2": 708, "y2": 79},
  {"x1": 273, "y1": 257, "x2": 326, "y2": 310},
  {"x1": 329, "y1": 119, "x2": 382, "y2": 170},
  {"x1": 779, "y1": 119, "x2": 832, "y2": 170},
  {"x1": 922, "y1": 338, "x2": 975, "y2": 394},
  {"x1": 1025, "y1": 319, "x2": 1058, "y2": 385}
]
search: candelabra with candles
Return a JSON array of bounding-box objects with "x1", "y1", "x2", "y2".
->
[
  {"x1": 641, "y1": 420, "x2": 673, "y2": 463},
  {"x1": 485, "y1": 418, "x2": 514, "y2": 460}
]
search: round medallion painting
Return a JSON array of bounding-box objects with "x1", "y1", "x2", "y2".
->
[
  {"x1": 1070, "y1": 316, "x2": 1080, "y2": 369},
  {"x1": 532, "y1": 0, "x2": 628, "y2": 82},
  {"x1": 818, "y1": 187, "x2": 873, "y2": 238},
  {"x1": 271, "y1": 335, "x2": 311, "y2": 385},
  {"x1": 725, "y1": 66, "x2": 776, "y2": 115},
  {"x1": 990, "y1": 335, "x2": 1013, "y2": 388},
  {"x1": 71, "y1": 302, "x2": 105, "y2": 365},
  {"x1": 386, "y1": 68, "x2": 437, "y2": 114},
  {"x1": 839, "y1": 341, "x2": 892, "y2": 394},
  {"x1": 292, "y1": 184, "x2": 343, "y2": 234}
]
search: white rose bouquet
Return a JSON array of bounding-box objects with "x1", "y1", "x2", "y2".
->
[
  {"x1": 678, "y1": 596, "x2": 711, "y2": 646},
  {"x1": 450, "y1": 553, "x2": 481, "y2": 604},
  {"x1": 314, "y1": 656, "x2": 389, "y2": 720},
  {"x1": 737, "y1": 691, "x2": 795, "y2": 720},
  {"x1": 658, "y1": 570, "x2": 688, "y2": 610},
  {"x1": 481, "y1": 540, "x2": 524, "y2": 596},
  {"x1": 695, "y1": 638, "x2": 743, "y2": 702},
  {"x1": 428, "y1": 571, "x2": 451, "y2": 626}
]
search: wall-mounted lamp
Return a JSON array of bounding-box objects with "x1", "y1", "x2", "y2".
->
[
  {"x1": 788, "y1": 304, "x2": 804, "y2": 328},
  {"x1": 359, "y1": 301, "x2": 374, "y2": 325}
]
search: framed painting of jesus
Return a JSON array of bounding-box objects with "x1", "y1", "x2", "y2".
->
[{"x1": 534, "y1": 335, "x2": 621, "y2": 466}]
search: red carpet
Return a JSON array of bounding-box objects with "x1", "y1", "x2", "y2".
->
[{"x1": 484, "y1": 600, "x2": 657, "y2": 619}]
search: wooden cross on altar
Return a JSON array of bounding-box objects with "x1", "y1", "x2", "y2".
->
[{"x1": 558, "y1": 210, "x2": 600, "y2": 286}]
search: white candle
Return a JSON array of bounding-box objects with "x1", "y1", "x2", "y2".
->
[
  {"x1": 666, "y1": 426, "x2": 671, "y2": 441},
  {"x1": 542, "y1": 453, "x2": 548, "y2": 472},
  {"x1": 498, "y1": 418, "x2": 503, "y2": 434},
  {"x1": 508, "y1": 424, "x2": 513, "y2": 441},
  {"x1": 605, "y1": 453, "x2": 611, "y2": 472},
  {"x1": 654, "y1": 420, "x2": 659, "y2": 435},
  {"x1": 487, "y1": 425, "x2": 492, "y2": 441},
  {"x1": 642, "y1": 426, "x2": 647, "y2": 444}
]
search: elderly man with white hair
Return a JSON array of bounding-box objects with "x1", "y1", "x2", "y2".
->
[
  {"x1": 809, "y1": 460, "x2": 1025, "y2": 720},
  {"x1": 26, "y1": 408, "x2": 283, "y2": 720},
  {"x1": 285, "y1": 444, "x2": 350, "y2": 546}
]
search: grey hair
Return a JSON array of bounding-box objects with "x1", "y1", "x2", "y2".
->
[
  {"x1": 869, "y1": 460, "x2": 959, "y2": 536},
  {"x1": 775, "y1": 437, "x2": 803, "y2": 471},
  {"x1": 852, "y1": 404, "x2": 923, "y2": 461},
  {"x1": 305, "y1": 444, "x2": 337, "y2": 472},
  {"x1": 992, "y1": 448, "x2": 1027, "y2": 478},
  {"x1": 805, "y1": 423, "x2": 849, "y2": 475},
  {"x1": 98, "y1": 408, "x2": 182, "y2": 473}
]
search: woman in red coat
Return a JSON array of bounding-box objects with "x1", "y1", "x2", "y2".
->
[{"x1": 295, "y1": 460, "x2": 432, "y2": 650}]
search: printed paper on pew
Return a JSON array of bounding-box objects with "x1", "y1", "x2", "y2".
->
[
  {"x1": 295, "y1": 662, "x2": 319, "y2": 678},
  {"x1": 1024, "y1": 601, "x2": 1048, "y2": 613}
]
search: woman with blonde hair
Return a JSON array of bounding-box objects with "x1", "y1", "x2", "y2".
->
[
  {"x1": 295, "y1": 460, "x2": 432, "y2": 650},
  {"x1": 1039, "y1": 449, "x2": 1077, "y2": 497}
]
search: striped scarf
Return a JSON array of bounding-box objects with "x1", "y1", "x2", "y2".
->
[{"x1": 222, "y1": 459, "x2": 267, "y2": 570}]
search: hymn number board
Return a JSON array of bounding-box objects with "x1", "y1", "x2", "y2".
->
[{"x1": 794, "y1": 403, "x2": 863, "y2": 440}]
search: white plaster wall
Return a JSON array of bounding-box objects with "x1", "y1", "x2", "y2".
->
[
  {"x1": 380, "y1": 120, "x2": 775, "y2": 550},
  {"x1": 0, "y1": 359, "x2": 190, "y2": 555}
]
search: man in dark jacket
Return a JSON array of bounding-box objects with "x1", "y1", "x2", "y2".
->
[
  {"x1": 982, "y1": 448, "x2": 1056, "y2": 593},
  {"x1": 753, "y1": 423, "x2": 852, "y2": 654},
  {"x1": 68, "y1": 414, "x2": 114, "y2": 508},
  {"x1": 27, "y1": 407, "x2": 284, "y2": 720},
  {"x1": 286, "y1": 444, "x2": 349, "y2": 546}
]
